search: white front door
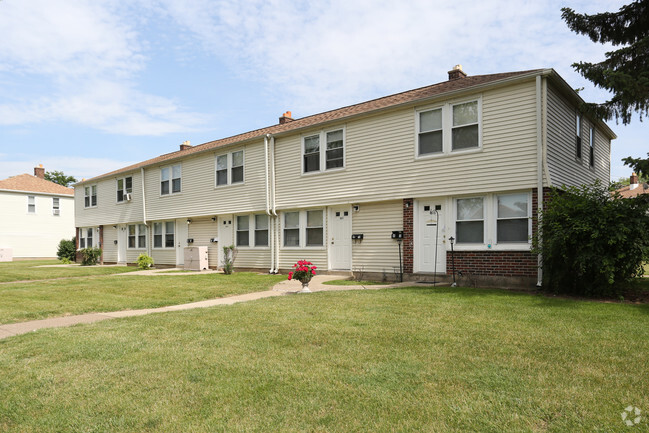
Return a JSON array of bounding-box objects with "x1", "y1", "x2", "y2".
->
[
  {"x1": 416, "y1": 201, "x2": 446, "y2": 274},
  {"x1": 117, "y1": 225, "x2": 127, "y2": 264},
  {"x1": 176, "y1": 219, "x2": 189, "y2": 266},
  {"x1": 217, "y1": 215, "x2": 233, "y2": 269},
  {"x1": 329, "y1": 206, "x2": 352, "y2": 270}
]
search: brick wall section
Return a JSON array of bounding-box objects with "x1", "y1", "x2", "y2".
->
[
  {"x1": 447, "y1": 250, "x2": 537, "y2": 277},
  {"x1": 402, "y1": 198, "x2": 413, "y2": 273}
]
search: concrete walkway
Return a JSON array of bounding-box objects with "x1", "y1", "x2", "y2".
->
[{"x1": 0, "y1": 274, "x2": 430, "y2": 340}]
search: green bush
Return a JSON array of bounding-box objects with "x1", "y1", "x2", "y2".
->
[
  {"x1": 56, "y1": 237, "x2": 76, "y2": 262},
  {"x1": 59, "y1": 257, "x2": 72, "y2": 265},
  {"x1": 80, "y1": 247, "x2": 102, "y2": 266},
  {"x1": 136, "y1": 253, "x2": 154, "y2": 270},
  {"x1": 533, "y1": 181, "x2": 649, "y2": 297}
]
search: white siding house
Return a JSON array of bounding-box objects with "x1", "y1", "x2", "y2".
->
[
  {"x1": 0, "y1": 166, "x2": 75, "y2": 259},
  {"x1": 74, "y1": 67, "x2": 615, "y2": 286}
]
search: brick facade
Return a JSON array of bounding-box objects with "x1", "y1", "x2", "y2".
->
[{"x1": 401, "y1": 188, "x2": 553, "y2": 279}]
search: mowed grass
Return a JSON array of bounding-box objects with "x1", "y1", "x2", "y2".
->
[
  {"x1": 0, "y1": 273, "x2": 285, "y2": 324},
  {"x1": 0, "y1": 260, "x2": 136, "y2": 282},
  {"x1": 1, "y1": 287, "x2": 647, "y2": 432},
  {"x1": 322, "y1": 279, "x2": 391, "y2": 286}
]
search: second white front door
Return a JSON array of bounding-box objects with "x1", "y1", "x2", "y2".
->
[
  {"x1": 117, "y1": 225, "x2": 127, "y2": 263},
  {"x1": 329, "y1": 206, "x2": 352, "y2": 270},
  {"x1": 176, "y1": 219, "x2": 189, "y2": 266},
  {"x1": 217, "y1": 215, "x2": 233, "y2": 269},
  {"x1": 416, "y1": 201, "x2": 446, "y2": 274}
]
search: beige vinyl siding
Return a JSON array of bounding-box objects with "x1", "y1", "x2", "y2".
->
[
  {"x1": 188, "y1": 218, "x2": 220, "y2": 268},
  {"x1": 0, "y1": 192, "x2": 75, "y2": 258},
  {"x1": 151, "y1": 248, "x2": 175, "y2": 266},
  {"x1": 236, "y1": 249, "x2": 272, "y2": 269},
  {"x1": 546, "y1": 84, "x2": 610, "y2": 187},
  {"x1": 145, "y1": 141, "x2": 268, "y2": 221},
  {"x1": 351, "y1": 200, "x2": 402, "y2": 273},
  {"x1": 102, "y1": 227, "x2": 118, "y2": 263},
  {"x1": 274, "y1": 80, "x2": 539, "y2": 209},
  {"x1": 74, "y1": 171, "x2": 144, "y2": 227}
]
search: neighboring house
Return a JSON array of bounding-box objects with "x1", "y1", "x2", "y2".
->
[
  {"x1": 0, "y1": 165, "x2": 75, "y2": 259},
  {"x1": 615, "y1": 173, "x2": 649, "y2": 198},
  {"x1": 74, "y1": 66, "x2": 615, "y2": 286}
]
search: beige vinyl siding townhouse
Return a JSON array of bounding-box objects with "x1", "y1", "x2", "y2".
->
[{"x1": 74, "y1": 67, "x2": 615, "y2": 287}]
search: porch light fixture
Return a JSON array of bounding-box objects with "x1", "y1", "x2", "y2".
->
[
  {"x1": 449, "y1": 236, "x2": 457, "y2": 287},
  {"x1": 186, "y1": 219, "x2": 192, "y2": 224},
  {"x1": 112, "y1": 225, "x2": 117, "y2": 229},
  {"x1": 211, "y1": 217, "x2": 217, "y2": 222}
]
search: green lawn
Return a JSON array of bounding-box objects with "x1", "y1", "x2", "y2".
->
[
  {"x1": 0, "y1": 260, "x2": 136, "y2": 282},
  {"x1": 0, "y1": 272, "x2": 285, "y2": 324},
  {"x1": 1, "y1": 287, "x2": 647, "y2": 432},
  {"x1": 322, "y1": 279, "x2": 391, "y2": 286}
]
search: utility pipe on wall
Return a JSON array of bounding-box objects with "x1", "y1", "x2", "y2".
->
[
  {"x1": 535, "y1": 75, "x2": 543, "y2": 287},
  {"x1": 264, "y1": 134, "x2": 274, "y2": 273}
]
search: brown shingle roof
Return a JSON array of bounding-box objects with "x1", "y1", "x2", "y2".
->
[
  {"x1": 615, "y1": 183, "x2": 649, "y2": 198},
  {"x1": 0, "y1": 174, "x2": 74, "y2": 195},
  {"x1": 80, "y1": 69, "x2": 544, "y2": 184}
]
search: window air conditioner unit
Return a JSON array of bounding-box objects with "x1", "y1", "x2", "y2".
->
[
  {"x1": 53, "y1": 209, "x2": 60, "y2": 216},
  {"x1": 125, "y1": 193, "x2": 132, "y2": 201}
]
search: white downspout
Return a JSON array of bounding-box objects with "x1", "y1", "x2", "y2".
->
[
  {"x1": 141, "y1": 167, "x2": 151, "y2": 257},
  {"x1": 270, "y1": 136, "x2": 279, "y2": 273},
  {"x1": 264, "y1": 134, "x2": 274, "y2": 273},
  {"x1": 536, "y1": 75, "x2": 543, "y2": 287}
]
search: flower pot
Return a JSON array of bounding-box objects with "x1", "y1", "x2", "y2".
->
[{"x1": 299, "y1": 281, "x2": 311, "y2": 293}]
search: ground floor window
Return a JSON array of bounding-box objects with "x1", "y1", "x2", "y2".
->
[
  {"x1": 79, "y1": 227, "x2": 95, "y2": 249},
  {"x1": 235, "y1": 214, "x2": 269, "y2": 247},
  {"x1": 283, "y1": 209, "x2": 324, "y2": 248},
  {"x1": 496, "y1": 193, "x2": 530, "y2": 243},
  {"x1": 456, "y1": 197, "x2": 484, "y2": 243},
  {"x1": 128, "y1": 224, "x2": 148, "y2": 249},
  {"x1": 153, "y1": 221, "x2": 174, "y2": 248}
]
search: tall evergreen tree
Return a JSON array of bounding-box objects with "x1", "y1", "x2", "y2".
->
[{"x1": 562, "y1": 1, "x2": 649, "y2": 178}]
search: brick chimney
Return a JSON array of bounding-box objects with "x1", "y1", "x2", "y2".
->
[
  {"x1": 180, "y1": 140, "x2": 192, "y2": 151},
  {"x1": 630, "y1": 172, "x2": 639, "y2": 190},
  {"x1": 34, "y1": 164, "x2": 45, "y2": 179},
  {"x1": 448, "y1": 64, "x2": 467, "y2": 81},
  {"x1": 279, "y1": 111, "x2": 294, "y2": 125}
]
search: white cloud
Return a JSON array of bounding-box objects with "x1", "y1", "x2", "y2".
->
[
  {"x1": 0, "y1": 154, "x2": 137, "y2": 181},
  {"x1": 153, "y1": 0, "x2": 618, "y2": 116},
  {"x1": 0, "y1": 0, "x2": 207, "y2": 135}
]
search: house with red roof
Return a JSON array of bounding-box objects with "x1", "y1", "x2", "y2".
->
[
  {"x1": 0, "y1": 165, "x2": 75, "y2": 260},
  {"x1": 614, "y1": 173, "x2": 649, "y2": 198},
  {"x1": 74, "y1": 66, "x2": 616, "y2": 287}
]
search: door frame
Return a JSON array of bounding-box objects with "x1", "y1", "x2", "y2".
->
[
  {"x1": 413, "y1": 198, "x2": 447, "y2": 274},
  {"x1": 176, "y1": 218, "x2": 189, "y2": 266},
  {"x1": 328, "y1": 205, "x2": 352, "y2": 270},
  {"x1": 117, "y1": 224, "x2": 127, "y2": 264}
]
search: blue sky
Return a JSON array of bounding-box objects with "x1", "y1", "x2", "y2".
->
[{"x1": 0, "y1": 0, "x2": 644, "y2": 182}]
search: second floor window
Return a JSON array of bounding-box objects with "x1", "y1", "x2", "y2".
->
[
  {"x1": 417, "y1": 99, "x2": 481, "y2": 157},
  {"x1": 216, "y1": 151, "x2": 245, "y2": 186},
  {"x1": 161, "y1": 164, "x2": 181, "y2": 195},
  {"x1": 52, "y1": 197, "x2": 60, "y2": 215},
  {"x1": 117, "y1": 176, "x2": 133, "y2": 202},
  {"x1": 589, "y1": 127, "x2": 595, "y2": 167},
  {"x1": 27, "y1": 196, "x2": 35, "y2": 213},
  {"x1": 84, "y1": 185, "x2": 97, "y2": 207},
  {"x1": 575, "y1": 112, "x2": 582, "y2": 159},
  {"x1": 303, "y1": 128, "x2": 345, "y2": 174}
]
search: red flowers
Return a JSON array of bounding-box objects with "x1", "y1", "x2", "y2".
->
[{"x1": 288, "y1": 260, "x2": 317, "y2": 283}]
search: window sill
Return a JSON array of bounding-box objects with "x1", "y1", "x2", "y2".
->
[
  {"x1": 281, "y1": 246, "x2": 326, "y2": 250},
  {"x1": 452, "y1": 243, "x2": 532, "y2": 252},
  {"x1": 416, "y1": 146, "x2": 482, "y2": 161},
  {"x1": 159, "y1": 192, "x2": 182, "y2": 198},
  {"x1": 301, "y1": 167, "x2": 346, "y2": 177},
  {"x1": 214, "y1": 182, "x2": 246, "y2": 189}
]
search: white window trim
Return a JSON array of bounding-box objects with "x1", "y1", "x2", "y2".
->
[
  {"x1": 575, "y1": 110, "x2": 583, "y2": 161},
  {"x1": 215, "y1": 149, "x2": 245, "y2": 187},
  {"x1": 116, "y1": 176, "x2": 133, "y2": 203},
  {"x1": 281, "y1": 209, "x2": 326, "y2": 249},
  {"x1": 450, "y1": 192, "x2": 532, "y2": 252},
  {"x1": 52, "y1": 197, "x2": 60, "y2": 216},
  {"x1": 234, "y1": 213, "x2": 269, "y2": 248},
  {"x1": 301, "y1": 127, "x2": 346, "y2": 175},
  {"x1": 415, "y1": 97, "x2": 482, "y2": 159},
  {"x1": 127, "y1": 224, "x2": 147, "y2": 249},
  {"x1": 160, "y1": 164, "x2": 182, "y2": 196},
  {"x1": 27, "y1": 195, "x2": 36, "y2": 214},
  {"x1": 152, "y1": 221, "x2": 175, "y2": 249},
  {"x1": 78, "y1": 226, "x2": 98, "y2": 249},
  {"x1": 588, "y1": 126, "x2": 595, "y2": 169},
  {"x1": 84, "y1": 185, "x2": 97, "y2": 208}
]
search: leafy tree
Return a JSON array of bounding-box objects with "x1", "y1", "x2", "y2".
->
[
  {"x1": 44, "y1": 170, "x2": 77, "y2": 187},
  {"x1": 609, "y1": 171, "x2": 649, "y2": 190},
  {"x1": 533, "y1": 181, "x2": 649, "y2": 298},
  {"x1": 562, "y1": 1, "x2": 649, "y2": 177}
]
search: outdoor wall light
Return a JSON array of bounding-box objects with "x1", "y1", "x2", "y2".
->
[
  {"x1": 186, "y1": 219, "x2": 192, "y2": 224},
  {"x1": 112, "y1": 225, "x2": 117, "y2": 229},
  {"x1": 211, "y1": 217, "x2": 217, "y2": 222}
]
